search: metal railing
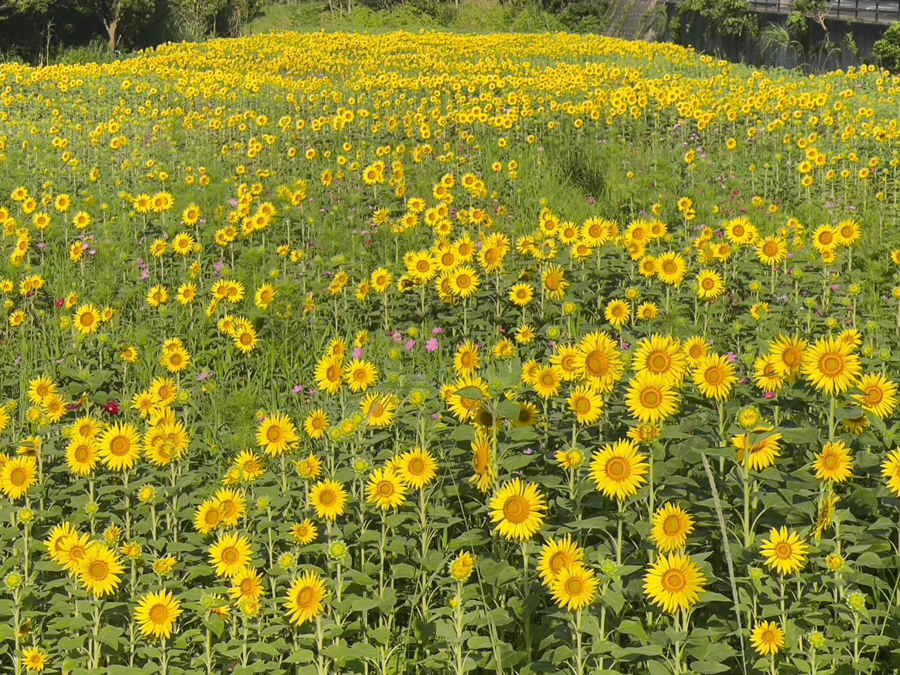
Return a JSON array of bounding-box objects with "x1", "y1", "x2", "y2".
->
[{"x1": 745, "y1": 0, "x2": 898, "y2": 24}]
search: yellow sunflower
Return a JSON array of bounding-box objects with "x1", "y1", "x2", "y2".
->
[
  {"x1": 813, "y1": 441, "x2": 853, "y2": 483},
  {"x1": 625, "y1": 371, "x2": 679, "y2": 424},
  {"x1": 208, "y1": 532, "x2": 253, "y2": 578},
  {"x1": 693, "y1": 353, "x2": 738, "y2": 401},
  {"x1": 650, "y1": 503, "x2": 694, "y2": 553},
  {"x1": 751, "y1": 621, "x2": 784, "y2": 656},
  {"x1": 135, "y1": 589, "x2": 182, "y2": 639},
  {"x1": 366, "y1": 468, "x2": 408, "y2": 511},
  {"x1": 590, "y1": 439, "x2": 648, "y2": 501},
  {"x1": 802, "y1": 336, "x2": 861, "y2": 396},
  {"x1": 284, "y1": 571, "x2": 327, "y2": 626},
  {"x1": 256, "y1": 412, "x2": 299, "y2": 457},
  {"x1": 643, "y1": 553, "x2": 707, "y2": 613},
  {"x1": 760, "y1": 527, "x2": 807, "y2": 576},
  {"x1": 550, "y1": 563, "x2": 598, "y2": 612},
  {"x1": 852, "y1": 373, "x2": 898, "y2": 419},
  {"x1": 309, "y1": 479, "x2": 348, "y2": 521},
  {"x1": 537, "y1": 535, "x2": 584, "y2": 586},
  {"x1": 489, "y1": 479, "x2": 546, "y2": 542}
]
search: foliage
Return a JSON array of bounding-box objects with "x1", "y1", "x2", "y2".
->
[
  {"x1": 677, "y1": 0, "x2": 757, "y2": 38},
  {"x1": 873, "y1": 21, "x2": 900, "y2": 72}
]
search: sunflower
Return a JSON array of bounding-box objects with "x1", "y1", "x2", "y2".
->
[
  {"x1": 470, "y1": 430, "x2": 495, "y2": 493},
  {"x1": 314, "y1": 354, "x2": 344, "y2": 395},
  {"x1": 724, "y1": 217, "x2": 756, "y2": 246},
  {"x1": 760, "y1": 527, "x2": 807, "y2": 576},
  {"x1": 756, "y1": 236, "x2": 787, "y2": 266},
  {"x1": 208, "y1": 533, "x2": 253, "y2": 578},
  {"x1": 366, "y1": 468, "x2": 408, "y2": 511},
  {"x1": 814, "y1": 441, "x2": 853, "y2": 483},
  {"x1": 538, "y1": 535, "x2": 584, "y2": 586},
  {"x1": 532, "y1": 365, "x2": 562, "y2": 400},
  {"x1": 256, "y1": 412, "x2": 299, "y2": 457},
  {"x1": 769, "y1": 334, "x2": 807, "y2": 378},
  {"x1": 98, "y1": 423, "x2": 141, "y2": 472},
  {"x1": 309, "y1": 479, "x2": 348, "y2": 521},
  {"x1": 625, "y1": 371, "x2": 679, "y2": 424},
  {"x1": 695, "y1": 269, "x2": 724, "y2": 300},
  {"x1": 73, "y1": 304, "x2": 101, "y2": 335},
  {"x1": 567, "y1": 385, "x2": 604, "y2": 425},
  {"x1": 802, "y1": 336, "x2": 861, "y2": 396},
  {"x1": 508, "y1": 282, "x2": 535, "y2": 307},
  {"x1": 361, "y1": 393, "x2": 398, "y2": 428},
  {"x1": 489, "y1": 479, "x2": 546, "y2": 541},
  {"x1": 344, "y1": 359, "x2": 378, "y2": 392},
  {"x1": 551, "y1": 564, "x2": 598, "y2": 612},
  {"x1": 135, "y1": 589, "x2": 182, "y2": 639},
  {"x1": 605, "y1": 299, "x2": 630, "y2": 329},
  {"x1": 683, "y1": 336, "x2": 709, "y2": 365},
  {"x1": 882, "y1": 449, "x2": 900, "y2": 496},
  {"x1": 79, "y1": 543, "x2": 124, "y2": 597},
  {"x1": 656, "y1": 252, "x2": 687, "y2": 286},
  {"x1": 751, "y1": 621, "x2": 784, "y2": 657},
  {"x1": 194, "y1": 500, "x2": 222, "y2": 535},
  {"x1": 454, "y1": 341, "x2": 481, "y2": 376},
  {"x1": 448, "y1": 265, "x2": 480, "y2": 298},
  {"x1": 590, "y1": 439, "x2": 648, "y2": 501},
  {"x1": 284, "y1": 571, "x2": 327, "y2": 626},
  {"x1": 633, "y1": 334, "x2": 687, "y2": 385},
  {"x1": 229, "y1": 567, "x2": 266, "y2": 606},
  {"x1": 43, "y1": 521, "x2": 77, "y2": 564},
  {"x1": 0, "y1": 456, "x2": 37, "y2": 500},
  {"x1": 732, "y1": 428, "x2": 783, "y2": 471},
  {"x1": 650, "y1": 503, "x2": 694, "y2": 553},
  {"x1": 214, "y1": 489, "x2": 246, "y2": 527},
  {"x1": 811, "y1": 224, "x2": 838, "y2": 253},
  {"x1": 65, "y1": 436, "x2": 98, "y2": 476},
  {"x1": 22, "y1": 647, "x2": 47, "y2": 672},
  {"x1": 446, "y1": 374, "x2": 490, "y2": 423},
  {"x1": 643, "y1": 553, "x2": 707, "y2": 613},
  {"x1": 290, "y1": 519, "x2": 318, "y2": 545},
  {"x1": 303, "y1": 409, "x2": 329, "y2": 440},
  {"x1": 449, "y1": 551, "x2": 476, "y2": 582},
  {"x1": 395, "y1": 448, "x2": 437, "y2": 489},
  {"x1": 753, "y1": 354, "x2": 784, "y2": 393},
  {"x1": 573, "y1": 333, "x2": 617, "y2": 385},
  {"x1": 852, "y1": 373, "x2": 898, "y2": 419},
  {"x1": 27, "y1": 376, "x2": 56, "y2": 406},
  {"x1": 693, "y1": 353, "x2": 738, "y2": 401}
]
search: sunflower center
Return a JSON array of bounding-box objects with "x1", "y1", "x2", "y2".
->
[
  {"x1": 820, "y1": 354, "x2": 844, "y2": 377},
  {"x1": 149, "y1": 603, "x2": 169, "y2": 623},
  {"x1": 774, "y1": 542, "x2": 792, "y2": 559},
  {"x1": 661, "y1": 569, "x2": 686, "y2": 592},
  {"x1": 864, "y1": 386, "x2": 884, "y2": 405},
  {"x1": 648, "y1": 352, "x2": 670, "y2": 373},
  {"x1": 408, "y1": 458, "x2": 425, "y2": 475},
  {"x1": 565, "y1": 577, "x2": 584, "y2": 596},
  {"x1": 574, "y1": 397, "x2": 591, "y2": 414},
  {"x1": 319, "y1": 489, "x2": 336, "y2": 506},
  {"x1": 110, "y1": 436, "x2": 130, "y2": 456},
  {"x1": 502, "y1": 495, "x2": 530, "y2": 524},
  {"x1": 222, "y1": 547, "x2": 239, "y2": 564},
  {"x1": 640, "y1": 387, "x2": 662, "y2": 409},
  {"x1": 89, "y1": 561, "x2": 109, "y2": 580},
  {"x1": 762, "y1": 630, "x2": 775, "y2": 644},
  {"x1": 9, "y1": 467, "x2": 26, "y2": 486},
  {"x1": 297, "y1": 587, "x2": 315, "y2": 608},
  {"x1": 241, "y1": 579, "x2": 255, "y2": 595},
  {"x1": 662, "y1": 261, "x2": 676, "y2": 275},
  {"x1": 586, "y1": 352, "x2": 609, "y2": 376},
  {"x1": 705, "y1": 368, "x2": 723, "y2": 385},
  {"x1": 824, "y1": 453, "x2": 839, "y2": 470},
  {"x1": 663, "y1": 515, "x2": 682, "y2": 535},
  {"x1": 549, "y1": 551, "x2": 571, "y2": 573},
  {"x1": 606, "y1": 457, "x2": 629, "y2": 481},
  {"x1": 377, "y1": 480, "x2": 394, "y2": 498},
  {"x1": 763, "y1": 242, "x2": 778, "y2": 257},
  {"x1": 75, "y1": 445, "x2": 90, "y2": 462}
]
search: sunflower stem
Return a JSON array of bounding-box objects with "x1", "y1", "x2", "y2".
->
[
  {"x1": 521, "y1": 541, "x2": 533, "y2": 661},
  {"x1": 574, "y1": 610, "x2": 584, "y2": 675},
  {"x1": 828, "y1": 397, "x2": 836, "y2": 441}
]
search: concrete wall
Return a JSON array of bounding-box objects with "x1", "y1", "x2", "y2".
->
[{"x1": 664, "y1": 4, "x2": 890, "y2": 69}]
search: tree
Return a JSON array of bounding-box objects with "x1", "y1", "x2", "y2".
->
[{"x1": 82, "y1": 0, "x2": 155, "y2": 52}]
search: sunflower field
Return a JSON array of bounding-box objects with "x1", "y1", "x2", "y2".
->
[{"x1": 2, "y1": 28, "x2": 900, "y2": 675}]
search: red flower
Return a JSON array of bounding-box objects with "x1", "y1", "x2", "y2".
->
[{"x1": 103, "y1": 400, "x2": 120, "y2": 415}]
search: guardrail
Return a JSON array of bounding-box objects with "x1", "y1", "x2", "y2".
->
[{"x1": 670, "y1": 0, "x2": 899, "y2": 24}]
